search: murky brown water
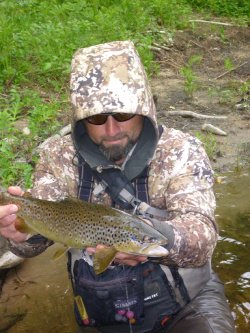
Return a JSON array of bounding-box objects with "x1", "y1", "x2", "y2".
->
[
  {"x1": 213, "y1": 170, "x2": 250, "y2": 333},
  {"x1": 0, "y1": 171, "x2": 249, "y2": 333}
]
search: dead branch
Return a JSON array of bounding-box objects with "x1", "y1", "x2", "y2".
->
[
  {"x1": 214, "y1": 61, "x2": 248, "y2": 80},
  {"x1": 202, "y1": 123, "x2": 227, "y2": 136},
  {"x1": 146, "y1": 30, "x2": 167, "y2": 34},
  {"x1": 148, "y1": 45, "x2": 162, "y2": 52},
  {"x1": 58, "y1": 124, "x2": 71, "y2": 136},
  {"x1": 35, "y1": 124, "x2": 71, "y2": 153},
  {"x1": 162, "y1": 110, "x2": 227, "y2": 120},
  {"x1": 152, "y1": 42, "x2": 172, "y2": 51},
  {"x1": 189, "y1": 19, "x2": 240, "y2": 27}
]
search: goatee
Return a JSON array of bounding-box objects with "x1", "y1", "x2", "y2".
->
[{"x1": 99, "y1": 140, "x2": 135, "y2": 163}]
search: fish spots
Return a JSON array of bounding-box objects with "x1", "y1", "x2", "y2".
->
[{"x1": 1, "y1": 192, "x2": 168, "y2": 259}]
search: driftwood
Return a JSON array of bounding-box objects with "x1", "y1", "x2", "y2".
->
[
  {"x1": 152, "y1": 42, "x2": 172, "y2": 51},
  {"x1": 148, "y1": 45, "x2": 162, "y2": 52},
  {"x1": 189, "y1": 19, "x2": 240, "y2": 27},
  {"x1": 162, "y1": 110, "x2": 227, "y2": 120},
  {"x1": 202, "y1": 123, "x2": 227, "y2": 136},
  {"x1": 214, "y1": 61, "x2": 248, "y2": 80},
  {"x1": 59, "y1": 124, "x2": 72, "y2": 136},
  {"x1": 35, "y1": 124, "x2": 71, "y2": 153}
]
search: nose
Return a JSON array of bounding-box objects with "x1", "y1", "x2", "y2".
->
[{"x1": 104, "y1": 115, "x2": 121, "y2": 137}]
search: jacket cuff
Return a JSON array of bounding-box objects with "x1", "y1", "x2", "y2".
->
[{"x1": 150, "y1": 219, "x2": 175, "y2": 250}]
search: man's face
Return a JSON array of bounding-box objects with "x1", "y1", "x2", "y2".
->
[{"x1": 84, "y1": 114, "x2": 144, "y2": 164}]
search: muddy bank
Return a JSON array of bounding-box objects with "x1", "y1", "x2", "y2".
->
[{"x1": 150, "y1": 24, "x2": 250, "y2": 172}]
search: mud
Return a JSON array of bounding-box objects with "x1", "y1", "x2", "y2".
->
[{"x1": 150, "y1": 24, "x2": 250, "y2": 172}]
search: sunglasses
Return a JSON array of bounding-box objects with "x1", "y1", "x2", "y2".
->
[{"x1": 85, "y1": 113, "x2": 135, "y2": 125}]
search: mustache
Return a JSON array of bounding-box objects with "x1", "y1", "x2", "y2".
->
[{"x1": 101, "y1": 133, "x2": 127, "y2": 142}]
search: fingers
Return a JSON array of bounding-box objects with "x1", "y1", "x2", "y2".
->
[
  {"x1": 7, "y1": 186, "x2": 24, "y2": 196},
  {"x1": 86, "y1": 244, "x2": 106, "y2": 255},
  {"x1": 86, "y1": 247, "x2": 96, "y2": 255},
  {"x1": 114, "y1": 252, "x2": 148, "y2": 266},
  {"x1": 86, "y1": 245, "x2": 148, "y2": 266},
  {"x1": 0, "y1": 204, "x2": 18, "y2": 221},
  {"x1": 0, "y1": 218, "x2": 29, "y2": 242},
  {"x1": 0, "y1": 187, "x2": 28, "y2": 242}
]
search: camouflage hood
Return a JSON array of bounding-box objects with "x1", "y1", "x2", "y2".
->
[{"x1": 70, "y1": 40, "x2": 159, "y2": 180}]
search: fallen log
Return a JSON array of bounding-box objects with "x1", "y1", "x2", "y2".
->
[
  {"x1": 189, "y1": 19, "x2": 240, "y2": 27},
  {"x1": 202, "y1": 123, "x2": 227, "y2": 136},
  {"x1": 162, "y1": 110, "x2": 227, "y2": 120}
]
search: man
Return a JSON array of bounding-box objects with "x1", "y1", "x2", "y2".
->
[{"x1": 0, "y1": 41, "x2": 235, "y2": 332}]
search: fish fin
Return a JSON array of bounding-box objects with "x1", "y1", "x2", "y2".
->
[
  {"x1": 23, "y1": 191, "x2": 32, "y2": 198},
  {"x1": 93, "y1": 246, "x2": 117, "y2": 275},
  {"x1": 15, "y1": 217, "x2": 34, "y2": 234},
  {"x1": 61, "y1": 197, "x2": 81, "y2": 203},
  {"x1": 52, "y1": 245, "x2": 68, "y2": 260}
]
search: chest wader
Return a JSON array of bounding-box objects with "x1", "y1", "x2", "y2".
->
[{"x1": 67, "y1": 160, "x2": 191, "y2": 333}]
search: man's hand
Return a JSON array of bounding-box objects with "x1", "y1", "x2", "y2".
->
[
  {"x1": 0, "y1": 186, "x2": 29, "y2": 242},
  {"x1": 87, "y1": 244, "x2": 148, "y2": 266}
]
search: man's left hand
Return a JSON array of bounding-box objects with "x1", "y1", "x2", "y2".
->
[{"x1": 86, "y1": 244, "x2": 148, "y2": 266}]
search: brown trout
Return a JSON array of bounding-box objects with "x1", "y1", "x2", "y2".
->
[{"x1": 0, "y1": 192, "x2": 168, "y2": 274}]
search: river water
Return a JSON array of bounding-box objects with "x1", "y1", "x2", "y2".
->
[
  {"x1": 213, "y1": 170, "x2": 250, "y2": 332},
  {"x1": 0, "y1": 171, "x2": 249, "y2": 333}
]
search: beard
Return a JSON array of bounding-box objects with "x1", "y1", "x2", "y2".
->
[{"x1": 99, "y1": 139, "x2": 136, "y2": 163}]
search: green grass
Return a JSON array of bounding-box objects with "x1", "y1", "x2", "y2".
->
[
  {"x1": 0, "y1": 0, "x2": 249, "y2": 187},
  {"x1": 187, "y1": 0, "x2": 250, "y2": 19},
  {"x1": 180, "y1": 55, "x2": 203, "y2": 98},
  {"x1": 195, "y1": 131, "x2": 218, "y2": 162}
]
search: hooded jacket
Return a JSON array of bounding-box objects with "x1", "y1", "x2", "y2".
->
[
  {"x1": 70, "y1": 40, "x2": 159, "y2": 181},
  {"x1": 10, "y1": 41, "x2": 217, "y2": 290}
]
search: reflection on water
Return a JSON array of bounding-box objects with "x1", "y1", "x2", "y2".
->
[
  {"x1": 0, "y1": 171, "x2": 249, "y2": 332},
  {"x1": 213, "y1": 171, "x2": 250, "y2": 333}
]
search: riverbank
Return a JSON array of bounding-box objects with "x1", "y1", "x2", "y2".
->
[{"x1": 150, "y1": 23, "x2": 249, "y2": 173}]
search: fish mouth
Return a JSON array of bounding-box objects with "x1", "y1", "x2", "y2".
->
[{"x1": 138, "y1": 244, "x2": 168, "y2": 257}]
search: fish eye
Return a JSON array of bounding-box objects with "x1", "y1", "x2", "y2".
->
[{"x1": 143, "y1": 235, "x2": 157, "y2": 242}]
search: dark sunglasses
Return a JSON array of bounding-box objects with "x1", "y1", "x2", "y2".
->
[{"x1": 85, "y1": 113, "x2": 135, "y2": 125}]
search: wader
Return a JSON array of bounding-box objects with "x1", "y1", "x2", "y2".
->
[
  {"x1": 71, "y1": 157, "x2": 235, "y2": 333},
  {"x1": 76, "y1": 272, "x2": 235, "y2": 333}
]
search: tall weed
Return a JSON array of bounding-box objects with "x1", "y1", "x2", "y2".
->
[
  {"x1": 0, "y1": 0, "x2": 248, "y2": 186},
  {"x1": 188, "y1": 0, "x2": 250, "y2": 18}
]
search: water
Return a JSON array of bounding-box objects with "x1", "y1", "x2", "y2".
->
[
  {"x1": 0, "y1": 171, "x2": 249, "y2": 332},
  {"x1": 213, "y1": 171, "x2": 250, "y2": 333}
]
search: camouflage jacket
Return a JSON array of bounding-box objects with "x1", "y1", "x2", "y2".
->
[
  {"x1": 9, "y1": 41, "x2": 217, "y2": 267},
  {"x1": 23, "y1": 126, "x2": 217, "y2": 268}
]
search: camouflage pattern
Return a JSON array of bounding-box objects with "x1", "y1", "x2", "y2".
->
[
  {"x1": 70, "y1": 40, "x2": 157, "y2": 126},
  {"x1": 12, "y1": 41, "x2": 218, "y2": 267},
  {"x1": 29, "y1": 126, "x2": 217, "y2": 267}
]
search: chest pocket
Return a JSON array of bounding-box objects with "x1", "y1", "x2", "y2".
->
[
  {"x1": 73, "y1": 259, "x2": 145, "y2": 326},
  {"x1": 73, "y1": 259, "x2": 181, "y2": 331}
]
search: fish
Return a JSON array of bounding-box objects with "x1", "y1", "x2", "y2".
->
[{"x1": 0, "y1": 192, "x2": 168, "y2": 274}]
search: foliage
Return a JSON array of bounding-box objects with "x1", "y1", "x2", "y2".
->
[
  {"x1": 224, "y1": 58, "x2": 234, "y2": 71},
  {"x1": 0, "y1": 0, "x2": 248, "y2": 187},
  {"x1": 180, "y1": 55, "x2": 202, "y2": 98},
  {"x1": 0, "y1": 0, "x2": 194, "y2": 187},
  {"x1": 188, "y1": 0, "x2": 250, "y2": 19},
  {"x1": 195, "y1": 131, "x2": 218, "y2": 161}
]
